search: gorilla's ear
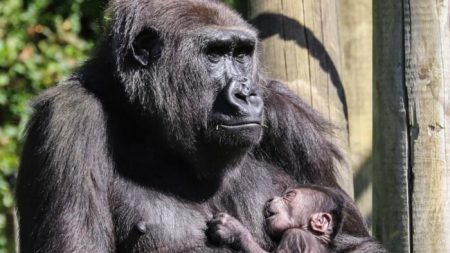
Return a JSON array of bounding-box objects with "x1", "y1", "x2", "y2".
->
[
  {"x1": 309, "y1": 212, "x2": 332, "y2": 235},
  {"x1": 132, "y1": 29, "x2": 163, "y2": 66}
]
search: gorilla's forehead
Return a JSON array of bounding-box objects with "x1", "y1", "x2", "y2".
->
[
  {"x1": 193, "y1": 26, "x2": 258, "y2": 43},
  {"x1": 110, "y1": 0, "x2": 256, "y2": 36}
]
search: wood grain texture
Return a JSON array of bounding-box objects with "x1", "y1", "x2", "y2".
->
[
  {"x1": 373, "y1": 0, "x2": 411, "y2": 252},
  {"x1": 374, "y1": 0, "x2": 450, "y2": 252},
  {"x1": 247, "y1": 0, "x2": 353, "y2": 196},
  {"x1": 338, "y1": 0, "x2": 373, "y2": 229},
  {"x1": 405, "y1": 0, "x2": 450, "y2": 251}
]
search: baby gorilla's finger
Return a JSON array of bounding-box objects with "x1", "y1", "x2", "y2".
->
[
  {"x1": 206, "y1": 213, "x2": 243, "y2": 247},
  {"x1": 209, "y1": 213, "x2": 232, "y2": 227},
  {"x1": 212, "y1": 212, "x2": 230, "y2": 221},
  {"x1": 207, "y1": 224, "x2": 232, "y2": 244}
]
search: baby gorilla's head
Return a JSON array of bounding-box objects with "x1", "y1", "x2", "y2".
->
[{"x1": 264, "y1": 185, "x2": 346, "y2": 240}]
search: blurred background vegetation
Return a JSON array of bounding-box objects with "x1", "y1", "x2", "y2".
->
[{"x1": 0, "y1": 0, "x2": 238, "y2": 252}]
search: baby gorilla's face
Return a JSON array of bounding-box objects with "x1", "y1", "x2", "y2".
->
[
  {"x1": 264, "y1": 188, "x2": 311, "y2": 237},
  {"x1": 264, "y1": 189, "x2": 309, "y2": 237}
]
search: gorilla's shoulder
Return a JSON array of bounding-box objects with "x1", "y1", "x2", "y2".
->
[
  {"x1": 262, "y1": 79, "x2": 333, "y2": 140},
  {"x1": 31, "y1": 76, "x2": 103, "y2": 118},
  {"x1": 254, "y1": 79, "x2": 343, "y2": 185},
  {"x1": 264, "y1": 80, "x2": 317, "y2": 112},
  {"x1": 26, "y1": 76, "x2": 107, "y2": 144}
]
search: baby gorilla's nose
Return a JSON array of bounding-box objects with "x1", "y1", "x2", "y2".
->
[{"x1": 264, "y1": 199, "x2": 278, "y2": 218}]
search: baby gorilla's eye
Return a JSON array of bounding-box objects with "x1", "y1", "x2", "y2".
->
[{"x1": 283, "y1": 191, "x2": 296, "y2": 201}]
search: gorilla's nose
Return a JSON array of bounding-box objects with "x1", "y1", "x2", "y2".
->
[{"x1": 225, "y1": 78, "x2": 263, "y2": 117}]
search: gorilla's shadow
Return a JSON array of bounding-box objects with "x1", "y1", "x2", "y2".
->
[{"x1": 250, "y1": 13, "x2": 348, "y2": 120}]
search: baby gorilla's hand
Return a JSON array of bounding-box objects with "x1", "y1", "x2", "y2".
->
[{"x1": 206, "y1": 213, "x2": 249, "y2": 248}]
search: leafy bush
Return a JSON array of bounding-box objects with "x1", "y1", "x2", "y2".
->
[{"x1": 0, "y1": 0, "x2": 106, "y2": 251}]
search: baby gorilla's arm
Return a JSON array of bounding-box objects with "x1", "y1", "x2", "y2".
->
[{"x1": 207, "y1": 213, "x2": 268, "y2": 253}]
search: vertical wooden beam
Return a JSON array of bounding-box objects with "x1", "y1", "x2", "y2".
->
[
  {"x1": 405, "y1": 0, "x2": 450, "y2": 252},
  {"x1": 374, "y1": 0, "x2": 450, "y2": 252},
  {"x1": 338, "y1": 0, "x2": 373, "y2": 228},
  {"x1": 373, "y1": 0, "x2": 411, "y2": 251},
  {"x1": 373, "y1": 0, "x2": 410, "y2": 251},
  {"x1": 247, "y1": 0, "x2": 353, "y2": 196}
]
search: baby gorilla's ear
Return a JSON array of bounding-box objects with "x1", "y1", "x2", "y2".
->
[{"x1": 309, "y1": 212, "x2": 332, "y2": 234}]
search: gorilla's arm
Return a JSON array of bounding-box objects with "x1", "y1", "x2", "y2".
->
[
  {"x1": 16, "y1": 82, "x2": 114, "y2": 252},
  {"x1": 254, "y1": 80, "x2": 343, "y2": 187},
  {"x1": 333, "y1": 235, "x2": 388, "y2": 253}
]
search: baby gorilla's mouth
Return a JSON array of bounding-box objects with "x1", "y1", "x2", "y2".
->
[{"x1": 265, "y1": 211, "x2": 276, "y2": 218}]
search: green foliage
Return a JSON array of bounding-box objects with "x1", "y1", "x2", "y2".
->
[
  {"x1": 0, "y1": 0, "x2": 105, "y2": 251},
  {"x1": 222, "y1": 0, "x2": 236, "y2": 6},
  {"x1": 223, "y1": 0, "x2": 241, "y2": 11}
]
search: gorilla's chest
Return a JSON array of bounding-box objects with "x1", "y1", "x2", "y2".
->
[
  {"x1": 111, "y1": 167, "x2": 292, "y2": 252},
  {"x1": 113, "y1": 191, "x2": 210, "y2": 252}
]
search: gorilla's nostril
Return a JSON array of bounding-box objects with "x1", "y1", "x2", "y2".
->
[
  {"x1": 239, "y1": 77, "x2": 248, "y2": 83},
  {"x1": 223, "y1": 79, "x2": 263, "y2": 116},
  {"x1": 235, "y1": 92, "x2": 247, "y2": 102}
]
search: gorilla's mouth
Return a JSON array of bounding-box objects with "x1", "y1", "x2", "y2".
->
[
  {"x1": 219, "y1": 122, "x2": 261, "y2": 129},
  {"x1": 208, "y1": 116, "x2": 264, "y2": 146},
  {"x1": 265, "y1": 211, "x2": 277, "y2": 219}
]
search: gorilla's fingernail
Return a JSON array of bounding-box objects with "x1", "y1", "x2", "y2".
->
[{"x1": 135, "y1": 221, "x2": 148, "y2": 235}]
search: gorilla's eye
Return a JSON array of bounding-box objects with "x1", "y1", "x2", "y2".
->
[
  {"x1": 235, "y1": 53, "x2": 246, "y2": 64},
  {"x1": 283, "y1": 191, "x2": 297, "y2": 201},
  {"x1": 206, "y1": 43, "x2": 229, "y2": 63},
  {"x1": 234, "y1": 43, "x2": 254, "y2": 64},
  {"x1": 207, "y1": 53, "x2": 221, "y2": 63}
]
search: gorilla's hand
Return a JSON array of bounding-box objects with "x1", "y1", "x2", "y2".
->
[{"x1": 207, "y1": 213, "x2": 250, "y2": 248}]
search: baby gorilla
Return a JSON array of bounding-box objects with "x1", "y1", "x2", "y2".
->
[{"x1": 207, "y1": 185, "x2": 345, "y2": 253}]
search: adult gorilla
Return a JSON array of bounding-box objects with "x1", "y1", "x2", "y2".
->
[{"x1": 17, "y1": 0, "x2": 370, "y2": 252}]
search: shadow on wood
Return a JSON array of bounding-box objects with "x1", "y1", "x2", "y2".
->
[{"x1": 250, "y1": 13, "x2": 348, "y2": 121}]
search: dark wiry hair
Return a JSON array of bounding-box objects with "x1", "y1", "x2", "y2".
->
[{"x1": 101, "y1": 0, "x2": 258, "y2": 153}]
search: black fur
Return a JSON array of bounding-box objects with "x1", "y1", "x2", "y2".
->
[{"x1": 16, "y1": 0, "x2": 382, "y2": 252}]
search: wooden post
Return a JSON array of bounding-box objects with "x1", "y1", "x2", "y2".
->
[
  {"x1": 247, "y1": 0, "x2": 353, "y2": 196},
  {"x1": 338, "y1": 0, "x2": 373, "y2": 228},
  {"x1": 373, "y1": 0, "x2": 450, "y2": 252}
]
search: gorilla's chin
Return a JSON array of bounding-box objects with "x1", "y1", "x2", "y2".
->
[{"x1": 207, "y1": 123, "x2": 263, "y2": 148}]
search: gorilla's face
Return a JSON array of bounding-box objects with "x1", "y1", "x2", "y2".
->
[
  {"x1": 117, "y1": 1, "x2": 263, "y2": 159},
  {"x1": 202, "y1": 28, "x2": 264, "y2": 148}
]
